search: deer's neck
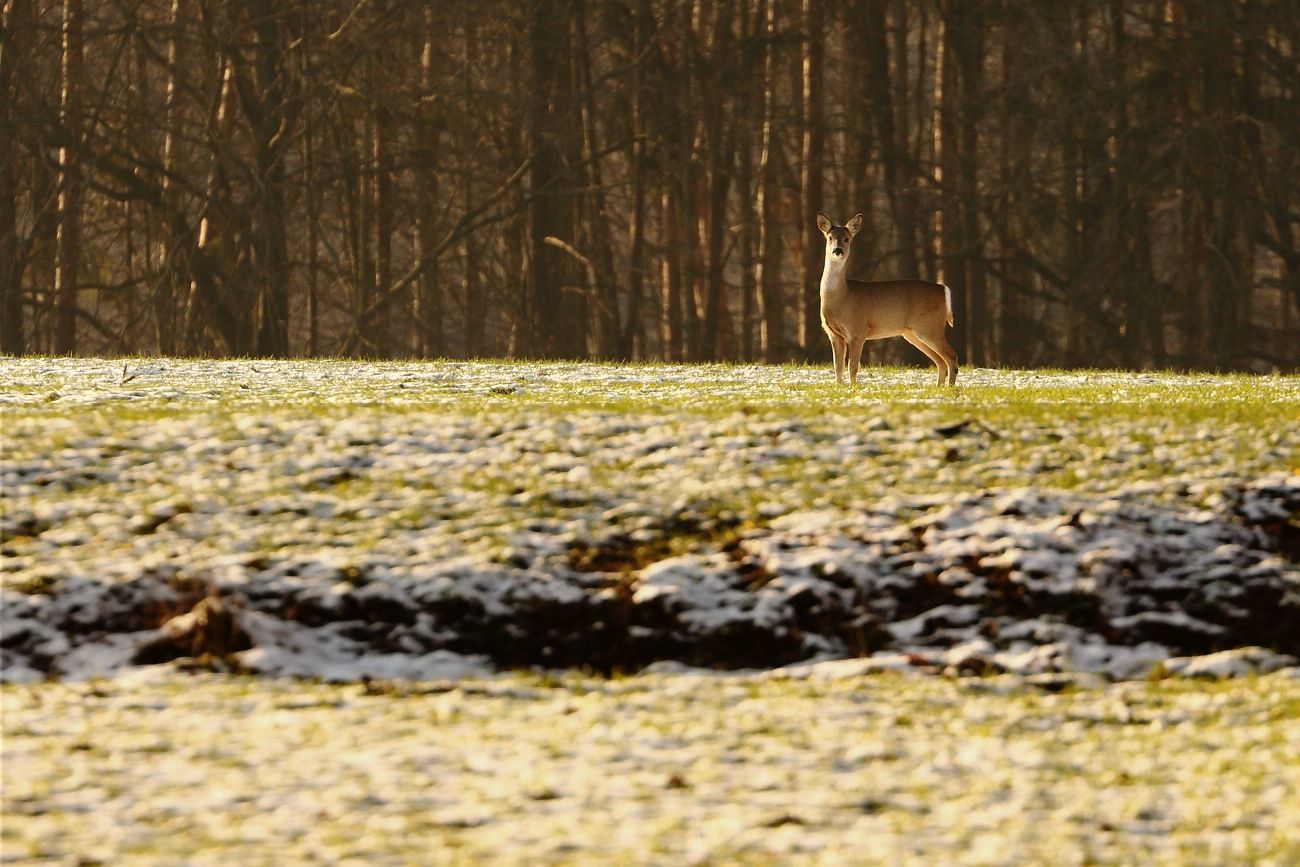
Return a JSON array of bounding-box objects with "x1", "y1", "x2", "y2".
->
[{"x1": 820, "y1": 255, "x2": 850, "y2": 298}]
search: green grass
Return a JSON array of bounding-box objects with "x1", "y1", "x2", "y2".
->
[{"x1": 4, "y1": 360, "x2": 1296, "y2": 571}]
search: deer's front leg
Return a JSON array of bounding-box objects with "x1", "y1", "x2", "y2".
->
[
  {"x1": 848, "y1": 337, "x2": 866, "y2": 384},
  {"x1": 830, "y1": 336, "x2": 847, "y2": 384}
]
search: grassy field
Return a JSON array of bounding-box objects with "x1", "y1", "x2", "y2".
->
[
  {"x1": 3, "y1": 358, "x2": 1299, "y2": 863},
  {"x1": 4, "y1": 669, "x2": 1299, "y2": 864},
  {"x1": 4, "y1": 359, "x2": 1294, "y2": 544}
]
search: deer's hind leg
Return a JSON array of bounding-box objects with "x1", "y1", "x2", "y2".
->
[
  {"x1": 936, "y1": 337, "x2": 959, "y2": 385},
  {"x1": 915, "y1": 329, "x2": 959, "y2": 386},
  {"x1": 901, "y1": 329, "x2": 949, "y2": 386}
]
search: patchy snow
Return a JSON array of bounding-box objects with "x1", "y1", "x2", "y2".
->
[
  {"x1": 236, "y1": 612, "x2": 494, "y2": 681},
  {"x1": 3, "y1": 359, "x2": 1298, "y2": 683},
  {"x1": 1161, "y1": 647, "x2": 1297, "y2": 679}
]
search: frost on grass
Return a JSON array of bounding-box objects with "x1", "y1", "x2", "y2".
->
[{"x1": 2, "y1": 358, "x2": 1298, "y2": 681}]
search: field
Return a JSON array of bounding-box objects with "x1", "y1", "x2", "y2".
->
[{"x1": 3, "y1": 358, "x2": 1299, "y2": 863}]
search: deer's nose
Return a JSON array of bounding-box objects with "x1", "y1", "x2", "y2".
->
[{"x1": 832, "y1": 247, "x2": 844, "y2": 257}]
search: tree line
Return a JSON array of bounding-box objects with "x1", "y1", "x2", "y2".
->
[{"x1": 3, "y1": 0, "x2": 1297, "y2": 369}]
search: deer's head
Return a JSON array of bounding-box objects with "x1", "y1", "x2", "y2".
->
[{"x1": 816, "y1": 213, "x2": 864, "y2": 262}]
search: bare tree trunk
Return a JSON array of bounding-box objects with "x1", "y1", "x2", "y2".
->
[
  {"x1": 677, "y1": 0, "x2": 702, "y2": 360},
  {"x1": 414, "y1": 6, "x2": 442, "y2": 357},
  {"x1": 661, "y1": 188, "x2": 684, "y2": 361},
  {"x1": 0, "y1": 156, "x2": 17, "y2": 353},
  {"x1": 372, "y1": 98, "x2": 394, "y2": 357},
  {"x1": 0, "y1": 0, "x2": 25, "y2": 355},
  {"x1": 623, "y1": 0, "x2": 651, "y2": 359},
  {"x1": 55, "y1": 0, "x2": 83, "y2": 355},
  {"x1": 695, "y1": 0, "x2": 734, "y2": 361},
  {"x1": 855, "y1": 0, "x2": 886, "y2": 219},
  {"x1": 756, "y1": 0, "x2": 785, "y2": 362},
  {"x1": 301, "y1": 2, "x2": 319, "y2": 356},
  {"x1": 0, "y1": 136, "x2": 16, "y2": 355},
  {"x1": 891, "y1": 0, "x2": 919, "y2": 276},
  {"x1": 994, "y1": 1, "x2": 1035, "y2": 367},
  {"x1": 954, "y1": 0, "x2": 984, "y2": 365},
  {"x1": 527, "y1": 0, "x2": 585, "y2": 358},
  {"x1": 350, "y1": 94, "x2": 375, "y2": 356},
  {"x1": 229, "y1": 0, "x2": 293, "y2": 358},
  {"x1": 681, "y1": 166, "x2": 703, "y2": 360},
  {"x1": 124, "y1": 34, "x2": 151, "y2": 353},
  {"x1": 1059, "y1": 8, "x2": 1085, "y2": 365},
  {"x1": 154, "y1": 0, "x2": 188, "y2": 355},
  {"x1": 460, "y1": 1, "x2": 484, "y2": 357},
  {"x1": 936, "y1": 4, "x2": 960, "y2": 299},
  {"x1": 737, "y1": 0, "x2": 758, "y2": 363},
  {"x1": 702, "y1": 121, "x2": 730, "y2": 360},
  {"x1": 183, "y1": 57, "x2": 237, "y2": 356},
  {"x1": 799, "y1": 0, "x2": 824, "y2": 361},
  {"x1": 574, "y1": 0, "x2": 623, "y2": 359}
]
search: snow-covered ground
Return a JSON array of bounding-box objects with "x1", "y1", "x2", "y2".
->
[{"x1": 2, "y1": 358, "x2": 1298, "y2": 681}]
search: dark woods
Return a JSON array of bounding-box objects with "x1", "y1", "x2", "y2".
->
[{"x1": 3, "y1": 0, "x2": 1297, "y2": 369}]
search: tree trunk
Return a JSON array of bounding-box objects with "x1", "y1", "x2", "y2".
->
[
  {"x1": 55, "y1": 0, "x2": 84, "y2": 355},
  {"x1": 694, "y1": 0, "x2": 734, "y2": 361},
  {"x1": 799, "y1": 0, "x2": 824, "y2": 360},
  {"x1": 183, "y1": 56, "x2": 238, "y2": 356},
  {"x1": 936, "y1": 3, "x2": 962, "y2": 330},
  {"x1": 623, "y1": 0, "x2": 652, "y2": 359},
  {"x1": 891, "y1": 0, "x2": 919, "y2": 276},
  {"x1": 574, "y1": 0, "x2": 623, "y2": 360},
  {"x1": 372, "y1": 98, "x2": 394, "y2": 357},
  {"x1": 0, "y1": 0, "x2": 25, "y2": 355},
  {"x1": 527, "y1": 0, "x2": 585, "y2": 358},
  {"x1": 301, "y1": 2, "x2": 320, "y2": 356},
  {"x1": 239, "y1": 0, "x2": 292, "y2": 358},
  {"x1": 460, "y1": 1, "x2": 484, "y2": 357},
  {"x1": 414, "y1": 6, "x2": 442, "y2": 358},
  {"x1": 154, "y1": 0, "x2": 189, "y2": 355},
  {"x1": 661, "y1": 188, "x2": 684, "y2": 361},
  {"x1": 351, "y1": 96, "x2": 374, "y2": 356},
  {"x1": 756, "y1": 0, "x2": 784, "y2": 362},
  {"x1": 737, "y1": 0, "x2": 758, "y2": 362},
  {"x1": 955, "y1": 0, "x2": 984, "y2": 366}
]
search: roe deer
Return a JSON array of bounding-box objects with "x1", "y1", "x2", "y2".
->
[{"x1": 817, "y1": 212, "x2": 959, "y2": 386}]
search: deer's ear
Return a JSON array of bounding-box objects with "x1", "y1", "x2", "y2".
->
[
  {"x1": 815, "y1": 212, "x2": 832, "y2": 235},
  {"x1": 845, "y1": 213, "x2": 864, "y2": 236}
]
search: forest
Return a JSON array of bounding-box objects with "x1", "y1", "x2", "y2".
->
[{"x1": 2, "y1": 0, "x2": 1297, "y2": 369}]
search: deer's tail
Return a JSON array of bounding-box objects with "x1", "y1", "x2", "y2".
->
[{"x1": 942, "y1": 283, "x2": 954, "y2": 327}]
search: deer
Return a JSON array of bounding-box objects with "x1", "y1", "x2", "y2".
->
[{"x1": 816, "y1": 212, "x2": 959, "y2": 387}]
